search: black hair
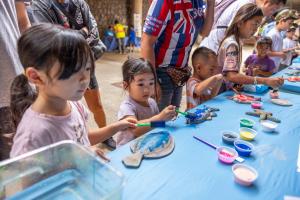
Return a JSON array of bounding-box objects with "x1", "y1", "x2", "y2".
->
[
  {"x1": 256, "y1": 36, "x2": 273, "y2": 47},
  {"x1": 270, "y1": 0, "x2": 286, "y2": 5},
  {"x1": 122, "y1": 58, "x2": 158, "y2": 100},
  {"x1": 192, "y1": 47, "x2": 217, "y2": 68},
  {"x1": 115, "y1": 20, "x2": 119, "y2": 24},
  {"x1": 122, "y1": 58, "x2": 156, "y2": 90},
  {"x1": 10, "y1": 23, "x2": 94, "y2": 127}
]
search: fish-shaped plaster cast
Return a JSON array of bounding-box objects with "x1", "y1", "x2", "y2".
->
[{"x1": 122, "y1": 131, "x2": 174, "y2": 168}]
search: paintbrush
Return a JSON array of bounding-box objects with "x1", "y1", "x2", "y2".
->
[
  {"x1": 193, "y1": 136, "x2": 244, "y2": 163},
  {"x1": 136, "y1": 121, "x2": 166, "y2": 128},
  {"x1": 175, "y1": 108, "x2": 196, "y2": 119}
]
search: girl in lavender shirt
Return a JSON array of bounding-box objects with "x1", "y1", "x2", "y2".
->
[
  {"x1": 114, "y1": 58, "x2": 177, "y2": 147},
  {"x1": 10, "y1": 24, "x2": 136, "y2": 158}
]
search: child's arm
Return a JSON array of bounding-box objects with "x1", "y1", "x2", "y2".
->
[
  {"x1": 253, "y1": 68, "x2": 273, "y2": 77},
  {"x1": 193, "y1": 74, "x2": 223, "y2": 98},
  {"x1": 123, "y1": 105, "x2": 176, "y2": 138},
  {"x1": 267, "y1": 51, "x2": 287, "y2": 60},
  {"x1": 88, "y1": 118, "x2": 137, "y2": 145},
  {"x1": 210, "y1": 74, "x2": 224, "y2": 97},
  {"x1": 200, "y1": 0, "x2": 215, "y2": 37},
  {"x1": 225, "y1": 72, "x2": 284, "y2": 88}
]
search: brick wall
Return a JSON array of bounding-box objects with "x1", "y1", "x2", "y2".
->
[{"x1": 85, "y1": 0, "x2": 150, "y2": 36}]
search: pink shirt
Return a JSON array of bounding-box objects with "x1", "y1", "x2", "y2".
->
[
  {"x1": 115, "y1": 96, "x2": 159, "y2": 147},
  {"x1": 10, "y1": 101, "x2": 90, "y2": 157}
]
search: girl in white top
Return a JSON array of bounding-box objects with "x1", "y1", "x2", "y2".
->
[
  {"x1": 200, "y1": 0, "x2": 285, "y2": 53},
  {"x1": 217, "y1": 3, "x2": 284, "y2": 91}
]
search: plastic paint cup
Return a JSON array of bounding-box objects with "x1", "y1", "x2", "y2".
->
[
  {"x1": 222, "y1": 131, "x2": 239, "y2": 145},
  {"x1": 239, "y1": 127, "x2": 257, "y2": 141},
  {"x1": 232, "y1": 164, "x2": 258, "y2": 186},
  {"x1": 216, "y1": 146, "x2": 238, "y2": 164},
  {"x1": 240, "y1": 118, "x2": 255, "y2": 128},
  {"x1": 251, "y1": 101, "x2": 262, "y2": 109},
  {"x1": 260, "y1": 120, "x2": 278, "y2": 132},
  {"x1": 234, "y1": 140, "x2": 253, "y2": 157}
]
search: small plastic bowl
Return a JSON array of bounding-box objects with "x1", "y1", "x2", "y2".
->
[
  {"x1": 216, "y1": 146, "x2": 238, "y2": 164},
  {"x1": 232, "y1": 164, "x2": 258, "y2": 186},
  {"x1": 260, "y1": 120, "x2": 278, "y2": 133},
  {"x1": 240, "y1": 118, "x2": 255, "y2": 128},
  {"x1": 251, "y1": 101, "x2": 263, "y2": 109},
  {"x1": 234, "y1": 140, "x2": 254, "y2": 157},
  {"x1": 222, "y1": 131, "x2": 239, "y2": 145},
  {"x1": 239, "y1": 127, "x2": 257, "y2": 141}
]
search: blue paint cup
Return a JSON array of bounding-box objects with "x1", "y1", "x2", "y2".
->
[{"x1": 234, "y1": 140, "x2": 254, "y2": 157}]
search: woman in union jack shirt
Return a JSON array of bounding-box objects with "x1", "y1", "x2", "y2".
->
[{"x1": 141, "y1": 0, "x2": 215, "y2": 111}]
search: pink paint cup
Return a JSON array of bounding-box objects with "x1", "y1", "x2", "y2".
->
[
  {"x1": 251, "y1": 101, "x2": 263, "y2": 109},
  {"x1": 216, "y1": 146, "x2": 238, "y2": 164}
]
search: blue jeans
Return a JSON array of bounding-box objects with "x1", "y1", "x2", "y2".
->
[{"x1": 156, "y1": 68, "x2": 183, "y2": 111}]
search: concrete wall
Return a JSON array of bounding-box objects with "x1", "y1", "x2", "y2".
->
[{"x1": 86, "y1": 0, "x2": 150, "y2": 36}]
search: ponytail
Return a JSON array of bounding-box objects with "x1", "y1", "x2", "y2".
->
[{"x1": 10, "y1": 74, "x2": 37, "y2": 128}]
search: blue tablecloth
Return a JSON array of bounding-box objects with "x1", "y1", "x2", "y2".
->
[
  {"x1": 109, "y1": 91, "x2": 300, "y2": 200},
  {"x1": 275, "y1": 63, "x2": 300, "y2": 93}
]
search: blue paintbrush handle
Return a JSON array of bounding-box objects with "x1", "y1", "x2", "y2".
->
[
  {"x1": 136, "y1": 121, "x2": 166, "y2": 128},
  {"x1": 193, "y1": 136, "x2": 217, "y2": 149}
]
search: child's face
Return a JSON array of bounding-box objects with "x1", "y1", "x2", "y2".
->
[
  {"x1": 42, "y1": 62, "x2": 91, "y2": 101},
  {"x1": 260, "y1": 0, "x2": 283, "y2": 17},
  {"x1": 128, "y1": 72, "x2": 155, "y2": 105},
  {"x1": 256, "y1": 44, "x2": 270, "y2": 57},
  {"x1": 286, "y1": 30, "x2": 295, "y2": 39},
  {"x1": 280, "y1": 19, "x2": 294, "y2": 30},
  {"x1": 195, "y1": 56, "x2": 217, "y2": 80},
  {"x1": 239, "y1": 16, "x2": 263, "y2": 39}
]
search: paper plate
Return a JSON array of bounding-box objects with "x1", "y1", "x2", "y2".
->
[{"x1": 271, "y1": 99, "x2": 293, "y2": 106}]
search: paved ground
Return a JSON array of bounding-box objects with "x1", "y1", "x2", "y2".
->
[{"x1": 85, "y1": 45, "x2": 254, "y2": 130}]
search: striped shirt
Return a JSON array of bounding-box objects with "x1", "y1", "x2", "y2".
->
[
  {"x1": 143, "y1": 0, "x2": 205, "y2": 68},
  {"x1": 186, "y1": 77, "x2": 212, "y2": 110}
]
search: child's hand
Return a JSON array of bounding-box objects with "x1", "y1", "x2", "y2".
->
[
  {"x1": 115, "y1": 118, "x2": 137, "y2": 131},
  {"x1": 90, "y1": 146, "x2": 110, "y2": 162},
  {"x1": 214, "y1": 74, "x2": 223, "y2": 81},
  {"x1": 280, "y1": 52, "x2": 287, "y2": 60},
  {"x1": 158, "y1": 105, "x2": 177, "y2": 121},
  {"x1": 265, "y1": 77, "x2": 284, "y2": 88}
]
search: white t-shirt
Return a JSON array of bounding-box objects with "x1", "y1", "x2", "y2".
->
[
  {"x1": 266, "y1": 27, "x2": 284, "y2": 71},
  {"x1": 200, "y1": 0, "x2": 254, "y2": 53},
  {"x1": 281, "y1": 37, "x2": 298, "y2": 66},
  {"x1": 0, "y1": 0, "x2": 24, "y2": 108}
]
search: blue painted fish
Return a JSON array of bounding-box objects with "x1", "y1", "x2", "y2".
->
[{"x1": 122, "y1": 131, "x2": 174, "y2": 168}]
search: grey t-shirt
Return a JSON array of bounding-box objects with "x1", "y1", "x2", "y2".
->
[
  {"x1": 114, "y1": 96, "x2": 159, "y2": 147},
  {"x1": 0, "y1": 0, "x2": 24, "y2": 108}
]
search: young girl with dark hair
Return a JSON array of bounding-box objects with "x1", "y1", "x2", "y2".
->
[
  {"x1": 114, "y1": 58, "x2": 176, "y2": 147},
  {"x1": 217, "y1": 3, "x2": 284, "y2": 92},
  {"x1": 10, "y1": 24, "x2": 136, "y2": 157}
]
